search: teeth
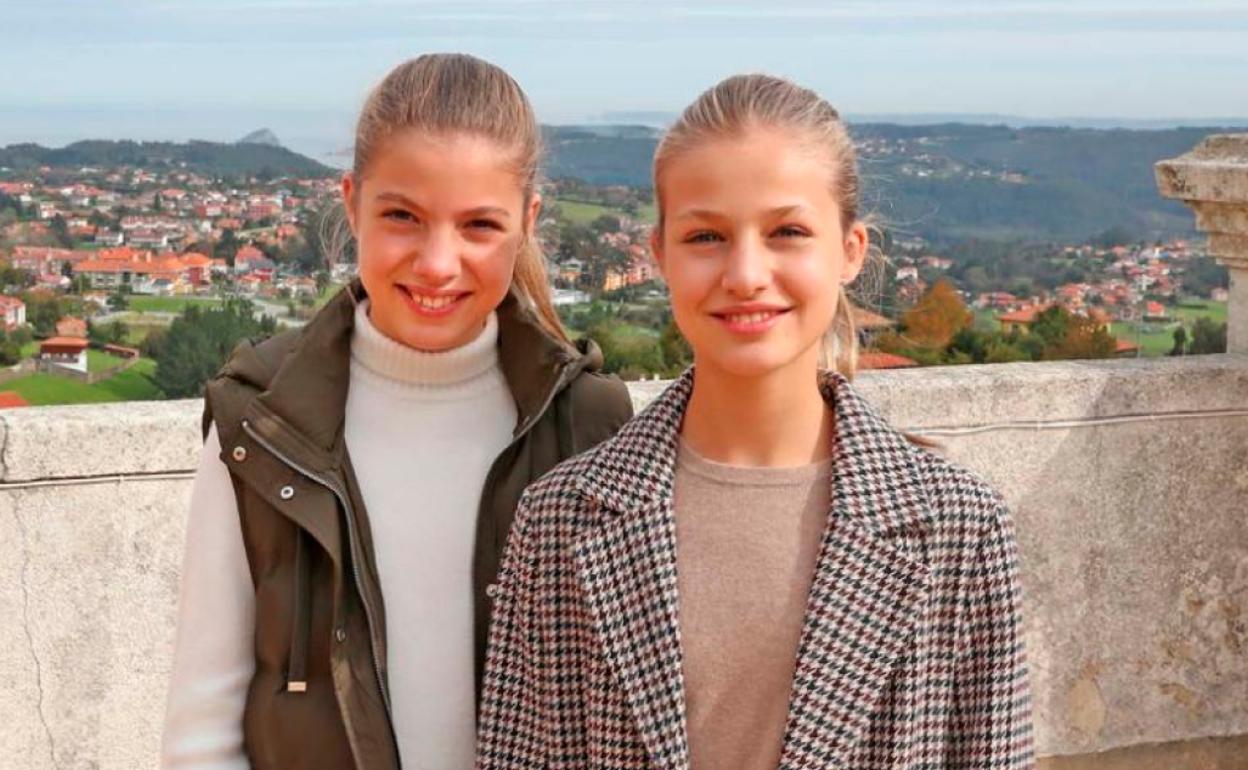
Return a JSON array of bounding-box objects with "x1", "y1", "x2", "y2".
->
[
  {"x1": 725, "y1": 312, "x2": 776, "y2": 325},
  {"x1": 409, "y1": 290, "x2": 456, "y2": 309}
]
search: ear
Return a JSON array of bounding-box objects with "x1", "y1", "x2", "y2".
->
[
  {"x1": 341, "y1": 172, "x2": 359, "y2": 237},
  {"x1": 649, "y1": 225, "x2": 666, "y2": 275},
  {"x1": 524, "y1": 192, "x2": 542, "y2": 235},
  {"x1": 840, "y1": 220, "x2": 869, "y2": 285}
]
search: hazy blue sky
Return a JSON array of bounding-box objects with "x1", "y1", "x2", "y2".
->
[{"x1": 4, "y1": 0, "x2": 1247, "y2": 157}]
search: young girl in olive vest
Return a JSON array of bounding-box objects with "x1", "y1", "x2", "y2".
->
[
  {"x1": 161, "y1": 54, "x2": 632, "y2": 770},
  {"x1": 478, "y1": 74, "x2": 1034, "y2": 769}
]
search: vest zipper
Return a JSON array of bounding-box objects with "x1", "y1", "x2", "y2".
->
[{"x1": 241, "y1": 419, "x2": 392, "y2": 716}]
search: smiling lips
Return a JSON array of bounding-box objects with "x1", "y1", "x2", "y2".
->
[
  {"x1": 399, "y1": 285, "x2": 469, "y2": 317},
  {"x1": 711, "y1": 305, "x2": 793, "y2": 334}
]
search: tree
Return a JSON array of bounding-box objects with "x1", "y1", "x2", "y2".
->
[
  {"x1": 658, "y1": 318, "x2": 692, "y2": 375},
  {"x1": 591, "y1": 214, "x2": 622, "y2": 234},
  {"x1": 1182, "y1": 257, "x2": 1229, "y2": 299},
  {"x1": 1045, "y1": 313, "x2": 1116, "y2": 360},
  {"x1": 1029, "y1": 306, "x2": 1071, "y2": 350},
  {"x1": 22, "y1": 291, "x2": 68, "y2": 337},
  {"x1": 50, "y1": 214, "x2": 74, "y2": 248},
  {"x1": 107, "y1": 319, "x2": 129, "y2": 345},
  {"x1": 108, "y1": 290, "x2": 129, "y2": 312},
  {"x1": 1170, "y1": 326, "x2": 1188, "y2": 356},
  {"x1": 0, "y1": 329, "x2": 21, "y2": 367},
  {"x1": 901, "y1": 279, "x2": 972, "y2": 349},
  {"x1": 215, "y1": 229, "x2": 240, "y2": 265},
  {"x1": 151, "y1": 299, "x2": 277, "y2": 398},
  {"x1": 1189, "y1": 318, "x2": 1227, "y2": 355}
]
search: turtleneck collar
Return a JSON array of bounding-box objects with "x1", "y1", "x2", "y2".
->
[{"x1": 350, "y1": 298, "x2": 501, "y2": 389}]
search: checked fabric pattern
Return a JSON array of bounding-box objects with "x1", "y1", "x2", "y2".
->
[{"x1": 477, "y1": 369, "x2": 1034, "y2": 769}]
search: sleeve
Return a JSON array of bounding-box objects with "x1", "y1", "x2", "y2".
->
[
  {"x1": 160, "y1": 424, "x2": 256, "y2": 770},
  {"x1": 475, "y1": 496, "x2": 550, "y2": 769},
  {"x1": 947, "y1": 501, "x2": 1035, "y2": 769}
]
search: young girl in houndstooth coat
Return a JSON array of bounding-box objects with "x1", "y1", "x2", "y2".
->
[{"x1": 477, "y1": 74, "x2": 1035, "y2": 770}]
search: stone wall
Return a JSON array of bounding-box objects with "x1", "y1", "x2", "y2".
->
[{"x1": 1, "y1": 356, "x2": 1246, "y2": 768}]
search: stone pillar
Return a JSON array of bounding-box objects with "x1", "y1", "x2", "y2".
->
[{"x1": 1156, "y1": 134, "x2": 1248, "y2": 355}]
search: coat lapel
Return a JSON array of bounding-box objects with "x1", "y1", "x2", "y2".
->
[
  {"x1": 572, "y1": 371, "x2": 693, "y2": 769},
  {"x1": 571, "y1": 369, "x2": 933, "y2": 769},
  {"x1": 778, "y1": 372, "x2": 933, "y2": 768}
]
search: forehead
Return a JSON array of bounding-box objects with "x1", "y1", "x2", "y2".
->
[
  {"x1": 359, "y1": 129, "x2": 524, "y2": 204},
  {"x1": 660, "y1": 127, "x2": 837, "y2": 213}
]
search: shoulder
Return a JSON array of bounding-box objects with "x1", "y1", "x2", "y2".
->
[
  {"x1": 518, "y1": 443, "x2": 601, "y2": 514},
  {"x1": 201, "y1": 326, "x2": 303, "y2": 438},
  {"x1": 563, "y1": 368, "x2": 633, "y2": 426},
  {"x1": 907, "y1": 444, "x2": 1018, "y2": 549}
]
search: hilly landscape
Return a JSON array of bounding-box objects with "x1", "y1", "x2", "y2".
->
[
  {"x1": 0, "y1": 137, "x2": 332, "y2": 179},
  {"x1": 2, "y1": 123, "x2": 1230, "y2": 243},
  {"x1": 542, "y1": 123, "x2": 1226, "y2": 243}
]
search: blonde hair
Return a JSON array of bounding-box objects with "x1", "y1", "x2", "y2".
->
[
  {"x1": 653, "y1": 73, "x2": 882, "y2": 378},
  {"x1": 341, "y1": 53, "x2": 569, "y2": 345}
]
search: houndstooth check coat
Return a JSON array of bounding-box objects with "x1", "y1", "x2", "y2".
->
[{"x1": 477, "y1": 369, "x2": 1035, "y2": 769}]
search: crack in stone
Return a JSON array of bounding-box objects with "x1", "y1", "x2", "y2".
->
[
  {"x1": 0, "y1": 413, "x2": 11, "y2": 481},
  {"x1": 13, "y1": 500, "x2": 59, "y2": 768}
]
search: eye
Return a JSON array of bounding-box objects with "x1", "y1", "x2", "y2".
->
[
  {"x1": 683, "y1": 230, "x2": 723, "y2": 244},
  {"x1": 381, "y1": 208, "x2": 417, "y2": 223},
  {"x1": 467, "y1": 218, "x2": 505, "y2": 232},
  {"x1": 771, "y1": 224, "x2": 811, "y2": 238}
]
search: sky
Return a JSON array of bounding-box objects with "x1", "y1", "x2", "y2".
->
[{"x1": 3, "y1": 0, "x2": 1247, "y2": 160}]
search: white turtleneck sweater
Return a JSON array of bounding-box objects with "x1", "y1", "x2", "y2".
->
[{"x1": 162, "y1": 300, "x2": 518, "y2": 770}]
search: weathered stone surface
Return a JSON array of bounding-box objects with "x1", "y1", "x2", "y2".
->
[
  {"x1": 0, "y1": 399, "x2": 202, "y2": 482},
  {"x1": 1156, "y1": 133, "x2": 1248, "y2": 353},
  {"x1": 0, "y1": 357, "x2": 1245, "y2": 765},
  {"x1": 0, "y1": 479, "x2": 190, "y2": 769},
  {"x1": 1038, "y1": 733, "x2": 1248, "y2": 770},
  {"x1": 1155, "y1": 134, "x2": 1248, "y2": 205}
]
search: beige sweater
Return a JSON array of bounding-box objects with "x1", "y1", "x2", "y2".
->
[{"x1": 673, "y1": 440, "x2": 832, "y2": 770}]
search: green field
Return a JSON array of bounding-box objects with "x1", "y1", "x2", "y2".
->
[
  {"x1": 1111, "y1": 322, "x2": 1177, "y2": 357},
  {"x1": 1169, "y1": 299, "x2": 1228, "y2": 325},
  {"x1": 128, "y1": 295, "x2": 224, "y2": 313},
  {"x1": 316, "y1": 283, "x2": 345, "y2": 308},
  {"x1": 86, "y1": 349, "x2": 126, "y2": 372},
  {"x1": 553, "y1": 198, "x2": 656, "y2": 226},
  {"x1": 1, "y1": 358, "x2": 162, "y2": 406}
]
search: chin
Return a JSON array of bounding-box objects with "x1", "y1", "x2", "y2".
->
[
  {"x1": 692, "y1": 331, "x2": 826, "y2": 380},
  {"x1": 695, "y1": 349, "x2": 801, "y2": 380}
]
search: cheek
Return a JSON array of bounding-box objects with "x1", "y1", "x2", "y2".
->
[
  {"x1": 357, "y1": 227, "x2": 412, "y2": 277},
  {"x1": 463, "y1": 236, "x2": 520, "y2": 293},
  {"x1": 783, "y1": 250, "x2": 840, "y2": 304},
  {"x1": 664, "y1": 257, "x2": 718, "y2": 307}
]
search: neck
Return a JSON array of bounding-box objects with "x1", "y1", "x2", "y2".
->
[{"x1": 681, "y1": 346, "x2": 833, "y2": 467}]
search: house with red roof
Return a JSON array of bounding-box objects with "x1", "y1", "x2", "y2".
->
[
  {"x1": 998, "y1": 304, "x2": 1048, "y2": 334},
  {"x1": 39, "y1": 337, "x2": 89, "y2": 373},
  {"x1": 234, "y1": 244, "x2": 265, "y2": 269},
  {"x1": 56, "y1": 316, "x2": 87, "y2": 338},
  {"x1": 0, "y1": 391, "x2": 30, "y2": 409},
  {"x1": 0, "y1": 295, "x2": 26, "y2": 330},
  {"x1": 858, "y1": 351, "x2": 920, "y2": 370}
]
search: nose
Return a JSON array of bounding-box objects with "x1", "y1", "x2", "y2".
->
[
  {"x1": 721, "y1": 234, "x2": 770, "y2": 297},
  {"x1": 411, "y1": 225, "x2": 460, "y2": 285}
]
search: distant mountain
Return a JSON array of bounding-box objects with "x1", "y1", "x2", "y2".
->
[
  {"x1": 236, "y1": 128, "x2": 282, "y2": 147},
  {"x1": 585, "y1": 111, "x2": 1248, "y2": 131},
  {"x1": 540, "y1": 123, "x2": 1227, "y2": 243},
  {"x1": 846, "y1": 113, "x2": 1248, "y2": 130},
  {"x1": 0, "y1": 139, "x2": 333, "y2": 179}
]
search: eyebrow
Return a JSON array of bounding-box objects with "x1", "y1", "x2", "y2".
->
[
  {"x1": 374, "y1": 192, "x2": 511, "y2": 219},
  {"x1": 672, "y1": 204, "x2": 813, "y2": 221}
]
